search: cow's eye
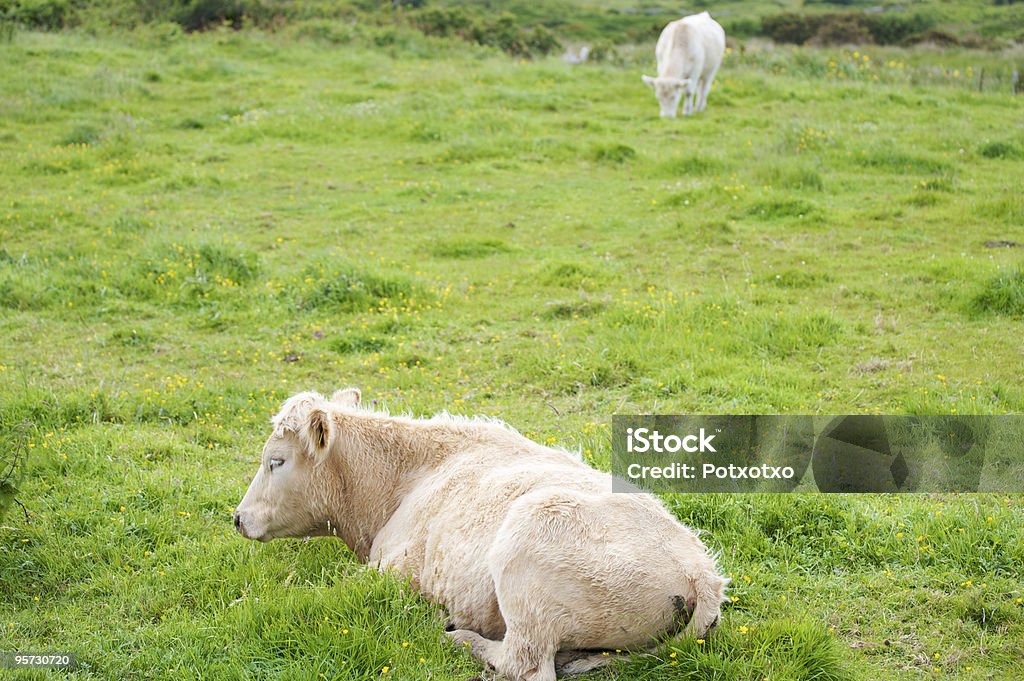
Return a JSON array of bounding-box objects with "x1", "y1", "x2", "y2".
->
[{"x1": 268, "y1": 458, "x2": 285, "y2": 471}]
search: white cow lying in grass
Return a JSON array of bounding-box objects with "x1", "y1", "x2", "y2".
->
[
  {"x1": 234, "y1": 390, "x2": 727, "y2": 681},
  {"x1": 642, "y1": 11, "x2": 726, "y2": 118}
]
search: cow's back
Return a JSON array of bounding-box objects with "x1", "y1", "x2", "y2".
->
[
  {"x1": 687, "y1": 12, "x2": 725, "y2": 78},
  {"x1": 657, "y1": 12, "x2": 725, "y2": 80}
]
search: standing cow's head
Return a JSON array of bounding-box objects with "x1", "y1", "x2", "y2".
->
[
  {"x1": 642, "y1": 75, "x2": 694, "y2": 118},
  {"x1": 233, "y1": 388, "x2": 362, "y2": 542}
]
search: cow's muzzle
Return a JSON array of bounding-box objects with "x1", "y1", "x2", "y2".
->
[{"x1": 233, "y1": 511, "x2": 250, "y2": 539}]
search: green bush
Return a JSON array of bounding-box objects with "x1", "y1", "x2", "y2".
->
[
  {"x1": 763, "y1": 11, "x2": 935, "y2": 46},
  {"x1": 809, "y1": 13, "x2": 870, "y2": 45},
  {"x1": 412, "y1": 6, "x2": 472, "y2": 38},
  {"x1": 176, "y1": 0, "x2": 249, "y2": 31},
  {"x1": 722, "y1": 17, "x2": 760, "y2": 39},
  {"x1": 1, "y1": 0, "x2": 73, "y2": 29},
  {"x1": 525, "y1": 23, "x2": 559, "y2": 56},
  {"x1": 411, "y1": 7, "x2": 559, "y2": 57},
  {"x1": 761, "y1": 13, "x2": 815, "y2": 45},
  {"x1": 866, "y1": 12, "x2": 933, "y2": 44}
]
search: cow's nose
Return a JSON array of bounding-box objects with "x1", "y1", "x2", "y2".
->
[{"x1": 233, "y1": 512, "x2": 242, "y2": 530}]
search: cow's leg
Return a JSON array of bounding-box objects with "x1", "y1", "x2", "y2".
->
[
  {"x1": 688, "y1": 88, "x2": 699, "y2": 116},
  {"x1": 447, "y1": 629, "x2": 502, "y2": 666},
  {"x1": 698, "y1": 68, "x2": 719, "y2": 112},
  {"x1": 449, "y1": 628, "x2": 556, "y2": 681},
  {"x1": 695, "y1": 78, "x2": 708, "y2": 112},
  {"x1": 555, "y1": 650, "x2": 618, "y2": 675}
]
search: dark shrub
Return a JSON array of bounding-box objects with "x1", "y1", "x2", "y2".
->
[
  {"x1": 412, "y1": 6, "x2": 472, "y2": 38},
  {"x1": 4, "y1": 0, "x2": 71, "y2": 29},
  {"x1": 176, "y1": 0, "x2": 248, "y2": 31},
  {"x1": 762, "y1": 13, "x2": 815, "y2": 44},
  {"x1": 865, "y1": 13, "x2": 933, "y2": 44},
  {"x1": 909, "y1": 26, "x2": 962, "y2": 45},
  {"x1": 723, "y1": 17, "x2": 760, "y2": 39},
  {"x1": 810, "y1": 14, "x2": 870, "y2": 45},
  {"x1": 979, "y1": 140, "x2": 1023, "y2": 160},
  {"x1": 525, "y1": 24, "x2": 560, "y2": 56},
  {"x1": 483, "y1": 14, "x2": 527, "y2": 56}
]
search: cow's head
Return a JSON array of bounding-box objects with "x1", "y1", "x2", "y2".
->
[
  {"x1": 233, "y1": 388, "x2": 362, "y2": 542},
  {"x1": 642, "y1": 75, "x2": 693, "y2": 118}
]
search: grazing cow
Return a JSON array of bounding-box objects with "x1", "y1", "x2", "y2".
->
[
  {"x1": 234, "y1": 390, "x2": 727, "y2": 681},
  {"x1": 642, "y1": 12, "x2": 726, "y2": 118}
]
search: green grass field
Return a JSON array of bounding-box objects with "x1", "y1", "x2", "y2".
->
[{"x1": 1, "y1": 18, "x2": 1023, "y2": 681}]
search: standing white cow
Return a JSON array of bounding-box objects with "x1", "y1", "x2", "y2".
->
[{"x1": 642, "y1": 12, "x2": 726, "y2": 118}]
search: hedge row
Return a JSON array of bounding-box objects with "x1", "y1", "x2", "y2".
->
[{"x1": 0, "y1": 0, "x2": 1013, "y2": 51}]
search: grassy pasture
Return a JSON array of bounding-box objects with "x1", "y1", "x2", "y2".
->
[{"x1": 1, "y1": 22, "x2": 1023, "y2": 681}]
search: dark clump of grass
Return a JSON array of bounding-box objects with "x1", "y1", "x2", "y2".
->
[
  {"x1": 861, "y1": 149, "x2": 950, "y2": 175},
  {"x1": 329, "y1": 335, "x2": 392, "y2": 355},
  {"x1": 432, "y1": 238, "x2": 511, "y2": 259},
  {"x1": 970, "y1": 269, "x2": 1024, "y2": 317},
  {"x1": 765, "y1": 164, "x2": 824, "y2": 191},
  {"x1": 663, "y1": 191, "x2": 701, "y2": 207},
  {"x1": 303, "y1": 268, "x2": 417, "y2": 312},
  {"x1": 0, "y1": 277, "x2": 49, "y2": 311},
  {"x1": 60, "y1": 124, "x2": 102, "y2": 146},
  {"x1": 543, "y1": 300, "x2": 604, "y2": 320},
  {"x1": 131, "y1": 241, "x2": 262, "y2": 299},
  {"x1": 958, "y1": 600, "x2": 1013, "y2": 632},
  {"x1": 746, "y1": 198, "x2": 816, "y2": 219},
  {"x1": 178, "y1": 117, "x2": 207, "y2": 130},
  {"x1": 657, "y1": 155, "x2": 723, "y2": 177},
  {"x1": 540, "y1": 262, "x2": 601, "y2": 290},
  {"x1": 977, "y1": 192, "x2": 1024, "y2": 224},
  {"x1": 441, "y1": 142, "x2": 503, "y2": 163},
  {"x1": 195, "y1": 244, "x2": 261, "y2": 284},
  {"x1": 619, "y1": 619, "x2": 850, "y2": 681},
  {"x1": 108, "y1": 328, "x2": 154, "y2": 349},
  {"x1": 593, "y1": 143, "x2": 636, "y2": 164},
  {"x1": 761, "y1": 269, "x2": 832, "y2": 289},
  {"x1": 409, "y1": 123, "x2": 443, "y2": 143},
  {"x1": 978, "y1": 140, "x2": 1022, "y2": 160},
  {"x1": 111, "y1": 213, "x2": 152, "y2": 234},
  {"x1": 752, "y1": 312, "x2": 844, "y2": 357}
]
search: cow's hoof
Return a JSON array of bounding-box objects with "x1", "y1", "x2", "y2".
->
[{"x1": 447, "y1": 628, "x2": 493, "y2": 661}]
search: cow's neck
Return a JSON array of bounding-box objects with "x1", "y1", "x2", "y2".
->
[{"x1": 323, "y1": 411, "x2": 469, "y2": 559}]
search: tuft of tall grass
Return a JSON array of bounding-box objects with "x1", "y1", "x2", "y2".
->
[{"x1": 971, "y1": 270, "x2": 1024, "y2": 317}]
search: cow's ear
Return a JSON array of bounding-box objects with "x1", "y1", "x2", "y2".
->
[
  {"x1": 331, "y1": 388, "x2": 361, "y2": 408},
  {"x1": 641, "y1": 74, "x2": 655, "y2": 89},
  {"x1": 304, "y1": 408, "x2": 335, "y2": 458}
]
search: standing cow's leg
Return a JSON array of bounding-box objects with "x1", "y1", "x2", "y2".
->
[{"x1": 698, "y1": 67, "x2": 719, "y2": 112}]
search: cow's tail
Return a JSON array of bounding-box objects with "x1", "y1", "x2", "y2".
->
[{"x1": 684, "y1": 570, "x2": 729, "y2": 637}]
